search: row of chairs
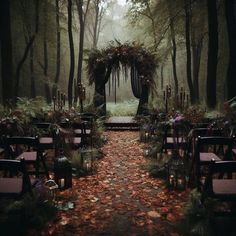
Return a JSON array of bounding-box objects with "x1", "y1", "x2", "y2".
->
[
  {"x1": 0, "y1": 158, "x2": 35, "y2": 198},
  {"x1": 37, "y1": 118, "x2": 93, "y2": 148},
  {"x1": 0, "y1": 116, "x2": 95, "y2": 198},
  {"x1": 162, "y1": 122, "x2": 236, "y2": 214}
]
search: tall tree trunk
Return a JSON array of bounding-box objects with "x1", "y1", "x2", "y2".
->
[
  {"x1": 185, "y1": 0, "x2": 195, "y2": 104},
  {"x1": 161, "y1": 65, "x2": 164, "y2": 90},
  {"x1": 0, "y1": 0, "x2": 13, "y2": 105},
  {"x1": 170, "y1": 18, "x2": 178, "y2": 96},
  {"x1": 67, "y1": 0, "x2": 75, "y2": 108},
  {"x1": 14, "y1": 0, "x2": 39, "y2": 102},
  {"x1": 30, "y1": 44, "x2": 36, "y2": 98},
  {"x1": 42, "y1": 0, "x2": 51, "y2": 103},
  {"x1": 206, "y1": 0, "x2": 218, "y2": 108},
  {"x1": 87, "y1": 0, "x2": 104, "y2": 49},
  {"x1": 167, "y1": 0, "x2": 178, "y2": 96},
  {"x1": 52, "y1": 0, "x2": 61, "y2": 98},
  {"x1": 43, "y1": 39, "x2": 51, "y2": 103},
  {"x1": 146, "y1": 2, "x2": 157, "y2": 47},
  {"x1": 92, "y1": 0, "x2": 99, "y2": 48},
  {"x1": 75, "y1": 0, "x2": 90, "y2": 110},
  {"x1": 74, "y1": 0, "x2": 85, "y2": 106},
  {"x1": 191, "y1": 36, "x2": 203, "y2": 103},
  {"x1": 225, "y1": 0, "x2": 236, "y2": 100}
]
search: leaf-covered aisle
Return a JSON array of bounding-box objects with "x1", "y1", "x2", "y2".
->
[{"x1": 41, "y1": 131, "x2": 188, "y2": 236}]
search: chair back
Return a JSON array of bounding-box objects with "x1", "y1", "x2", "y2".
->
[
  {"x1": 210, "y1": 160, "x2": 236, "y2": 174},
  {"x1": 5, "y1": 136, "x2": 39, "y2": 158},
  {"x1": 202, "y1": 160, "x2": 236, "y2": 202},
  {"x1": 35, "y1": 122, "x2": 51, "y2": 130},
  {"x1": 0, "y1": 158, "x2": 32, "y2": 197},
  {"x1": 71, "y1": 122, "x2": 86, "y2": 135},
  {"x1": 197, "y1": 136, "x2": 234, "y2": 147},
  {"x1": 192, "y1": 128, "x2": 222, "y2": 138},
  {"x1": 197, "y1": 136, "x2": 235, "y2": 160}
]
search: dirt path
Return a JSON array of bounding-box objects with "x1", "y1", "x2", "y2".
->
[{"x1": 42, "y1": 131, "x2": 188, "y2": 236}]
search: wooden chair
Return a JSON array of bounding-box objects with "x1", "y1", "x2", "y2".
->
[
  {"x1": 201, "y1": 160, "x2": 236, "y2": 222},
  {"x1": 4, "y1": 136, "x2": 49, "y2": 179},
  {"x1": 192, "y1": 122, "x2": 211, "y2": 129},
  {"x1": 72, "y1": 121, "x2": 93, "y2": 147},
  {"x1": 79, "y1": 113, "x2": 95, "y2": 147},
  {"x1": 162, "y1": 121, "x2": 190, "y2": 156},
  {"x1": 0, "y1": 147, "x2": 4, "y2": 157},
  {"x1": 202, "y1": 160, "x2": 236, "y2": 203},
  {"x1": 0, "y1": 158, "x2": 33, "y2": 198},
  {"x1": 190, "y1": 127, "x2": 222, "y2": 158},
  {"x1": 193, "y1": 136, "x2": 235, "y2": 188},
  {"x1": 59, "y1": 121, "x2": 83, "y2": 149},
  {"x1": 34, "y1": 122, "x2": 55, "y2": 150}
]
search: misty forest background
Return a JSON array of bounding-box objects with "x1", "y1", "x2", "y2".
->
[{"x1": 1, "y1": 0, "x2": 236, "y2": 116}]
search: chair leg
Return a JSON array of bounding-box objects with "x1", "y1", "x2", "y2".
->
[
  {"x1": 41, "y1": 153, "x2": 49, "y2": 179},
  {"x1": 35, "y1": 159, "x2": 40, "y2": 178}
]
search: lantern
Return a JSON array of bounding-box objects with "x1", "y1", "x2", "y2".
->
[
  {"x1": 44, "y1": 179, "x2": 59, "y2": 203},
  {"x1": 80, "y1": 148, "x2": 96, "y2": 174},
  {"x1": 144, "y1": 145, "x2": 159, "y2": 158},
  {"x1": 167, "y1": 156, "x2": 186, "y2": 191},
  {"x1": 54, "y1": 153, "x2": 72, "y2": 190},
  {"x1": 143, "y1": 146, "x2": 151, "y2": 157},
  {"x1": 139, "y1": 124, "x2": 150, "y2": 142}
]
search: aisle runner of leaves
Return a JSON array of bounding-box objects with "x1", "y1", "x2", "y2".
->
[{"x1": 41, "y1": 131, "x2": 188, "y2": 236}]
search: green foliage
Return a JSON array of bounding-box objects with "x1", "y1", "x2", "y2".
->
[
  {"x1": 204, "y1": 110, "x2": 224, "y2": 120},
  {"x1": 70, "y1": 151, "x2": 84, "y2": 176},
  {"x1": 0, "y1": 194, "x2": 57, "y2": 236},
  {"x1": 107, "y1": 100, "x2": 139, "y2": 116},
  {"x1": 183, "y1": 105, "x2": 206, "y2": 124},
  {"x1": 144, "y1": 152, "x2": 171, "y2": 178},
  {"x1": 178, "y1": 189, "x2": 216, "y2": 236},
  {"x1": 16, "y1": 96, "x2": 51, "y2": 123}
]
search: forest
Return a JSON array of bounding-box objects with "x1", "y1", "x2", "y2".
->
[
  {"x1": 1, "y1": 1, "x2": 236, "y2": 236},
  {"x1": 1, "y1": 0, "x2": 236, "y2": 112}
]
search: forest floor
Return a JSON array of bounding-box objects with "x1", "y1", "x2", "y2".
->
[{"x1": 37, "y1": 131, "x2": 189, "y2": 236}]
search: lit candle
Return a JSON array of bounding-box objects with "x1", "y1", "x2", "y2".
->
[
  {"x1": 86, "y1": 162, "x2": 90, "y2": 170},
  {"x1": 177, "y1": 179, "x2": 183, "y2": 186},
  {"x1": 59, "y1": 178, "x2": 65, "y2": 188},
  {"x1": 82, "y1": 87, "x2": 86, "y2": 100},
  {"x1": 169, "y1": 175, "x2": 175, "y2": 186},
  {"x1": 84, "y1": 160, "x2": 91, "y2": 171}
]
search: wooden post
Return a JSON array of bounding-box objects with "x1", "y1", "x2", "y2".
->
[{"x1": 57, "y1": 90, "x2": 60, "y2": 109}]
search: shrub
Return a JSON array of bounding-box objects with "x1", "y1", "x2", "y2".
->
[{"x1": 0, "y1": 193, "x2": 57, "y2": 236}]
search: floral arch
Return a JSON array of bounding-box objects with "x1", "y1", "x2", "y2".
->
[{"x1": 87, "y1": 42, "x2": 158, "y2": 116}]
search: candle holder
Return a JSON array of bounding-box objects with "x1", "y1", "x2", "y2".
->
[
  {"x1": 139, "y1": 123, "x2": 152, "y2": 143},
  {"x1": 54, "y1": 152, "x2": 72, "y2": 191},
  {"x1": 78, "y1": 83, "x2": 86, "y2": 112},
  {"x1": 80, "y1": 148, "x2": 96, "y2": 175},
  {"x1": 44, "y1": 179, "x2": 59, "y2": 204},
  {"x1": 167, "y1": 155, "x2": 186, "y2": 191}
]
